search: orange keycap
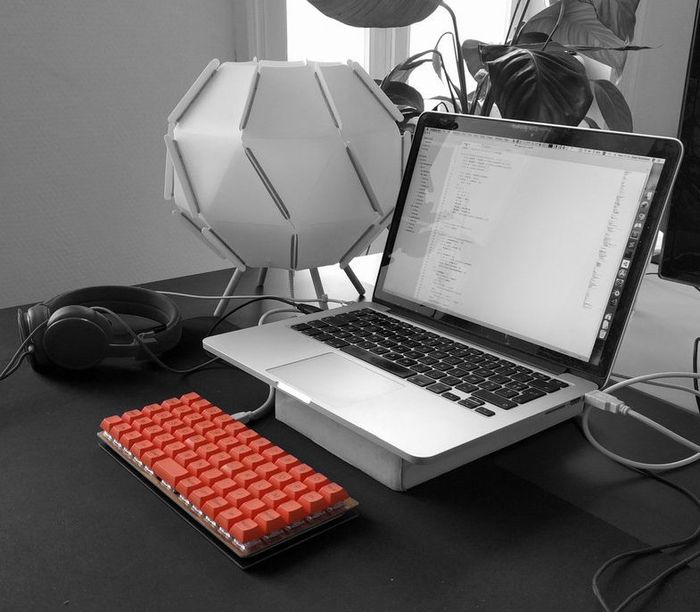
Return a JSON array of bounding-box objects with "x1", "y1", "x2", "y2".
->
[
  {"x1": 162, "y1": 418, "x2": 186, "y2": 434},
  {"x1": 262, "y1": 489, "x2": 288, "y2": 510},
  {"x1": 270, "y1": 472, "x2": 295, "y2": 491},
  {"x1": 216, "y1": 507, "x2": 244, "y2": 532},
  {"x1": 120, "y1": 430, "x2": 144, "y2": 449},
  {"x1": 202, "y1": 496, "x2": 230, "y2": 521},
  {"x1": 202, "y1": 406, "x2": 224, "y2": 420},
  {"x1": 174, "y1": 449, "x2": 199, "y2": 468},
  {"x1": 248, "y1": 479, "x2": 274, "y2": 500},
  {"x1": 319, "y1": 483, "x2": 349, "y2": 506},
  {"x1": 152, "y1": 433, "x2": 176, "y2": 450},
  {"x1": 141, "y1": 424, "x2": 164, "y2": 441},
  {"x1": 209, "y1": 451, "x2": 233, "y2": 469},
  {"x1": 187, "y1": 459, "x2": 211, "y2": 478},
  {"x1": 180, "y1": 392, "x2": 201, "y2": 405},
  {"x1": 254, "y1": 509, "x2": 286, "y2": 535},
  {"x1": 242, "y1": 453, "x2": 266, "y2": 471},
  {"x1": 289, "y1": 464, "x2": 315, "y2": 482},
  {"x1": 255, "y1": 462, "x2": 280, "y2": 480},
  {"x1": 234, "y1": 470, "x2": 258, "y2": 489},
  {"x1": 240, "y1": 498, "x2": 267, "y2": 519},
  {"x1": 223, "y1": 421, "x2": 247, "y2": 436},
  {"x1": 200, "y1": 468, "x2": 225, "y2": 487},
  {"x1": 225, "y1": 488, "x2": 253, "y2": 508},
  {"x1": 130, "y1": 417, "x2": 152, "y2": 432},
  {"x1": 249, "y1": 438, "x2": 273, "y2": 453},
  {"x1": 141, "y1": 448, "x2": 166, "y2": 469},
  {"x1": 228, "y1": 444, "x2": 253, "y2": 462},
  {"x1": 121, "y1": 409, "x2": 142, "y2": 424},
  {"x1": 212, "y1": 414, "x2": 234, "y2": 428},
  {"x1": 299, "y1": 491, "x2": 327, "y2": 515},
  {"x1": 152, "y1": 411, "x2": 174, "y2": 425},
  {"x1": 205, "y1": 428, "x2": 227, "y2": 444},
  {"x1": 110, "y1": 423, "x2": 132, "y2": 443},
  {"x1": 153, "y1": 457, "x2": 189, "y2": 488},
  {"x1": 262, "y1": 446, "x2": 287, "y2": 463},
  {"x1": 183, "y1": 413, "x2": 205, "y2": 428},
  {"x1": 189, "y1": 486, "x2": 216, "y2": 508},
  {"x1": 162, "y1": 397, "x2": 183, "y2": 410},
  {"x1": 183, "y1": 433, "x2": 207, "y2": 451},
  {"x1": 172, "y1": 405, "x2": 195, "y2": 419},
  {"x1": 277, "y1": 500, "x2": 306, "y2": 524},
  {"x1": 162, "y1": 441, "x2": 187, "y2": 459},
  {"x1": 173, "y1": 426, "x2": 196, "y2": 442},
  {"x1": 141, "y1": 403, "x2": 163, "y2": 416},
  {"x1": 283, "y1": 481, "x2": 310, "y2": 501},
  {"x1": 196, "y1": 443, "x2": 220, "y2": 461},
  {"x1": 131, "y1": 440, "x2": 155, "y2": 459},
  {"x1": 304, "y1": 473, "x2": 330, "y2": 492},
  {"x1": 230, "y1": 518, "x2": 262, "y2": 543},
  {"x1": 176, "y1": 475, "x2": 203, "y2": 497},
  {"x1": 213, "y1": 477, "x2": 238, "y2": 498},
  {"x1": 275, "y1": 454, "x2": 300, "y2": 472},
  {"x1": 194, "y1": 421, "x2": 216, "y2": 437},
  {"x1": 191, "y1": 399, "x2": 212, "y2": 412},
  {"x1": 217, "y1": 436, "x2": 240, "y2": 453},
  {"x1": 236, "y1": 430, "x2": 259, "y2": 445},
  {"x1": 220, "y1": 461, "x2": 246, "y2": 479}
]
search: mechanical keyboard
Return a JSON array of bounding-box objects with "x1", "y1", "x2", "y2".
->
[
  {"x1": 98, "y1": 392, "x2": 358, "y2": 567},
  {"x1": 291, "y1": 308, "x2": 569, "y2": 417}
]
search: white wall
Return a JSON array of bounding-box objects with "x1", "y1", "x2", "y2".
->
[{"x1": 0, "y1": 1, "x2": 256, "y2": 308}]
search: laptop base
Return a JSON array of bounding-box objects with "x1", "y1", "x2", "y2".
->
[{"x1": 276, "y1": 390, "x2": 583, "y2": 491}]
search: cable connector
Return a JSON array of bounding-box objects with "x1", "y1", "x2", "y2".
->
[{"x1": 584, "y1": 390, "x2": 630, "y2": 415}]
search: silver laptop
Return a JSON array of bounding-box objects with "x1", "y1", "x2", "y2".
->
[{"x1": 204, "y1": 112, "x2": 682, "y2": 464}]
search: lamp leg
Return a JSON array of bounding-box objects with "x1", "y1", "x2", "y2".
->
[
  {"x1": 309, "y1": 267, "x2": 328, "y2": 310},
  {"x1": 214, "y1": 268, "x2": 245, "y2": 317},
  {"x1": 256, "y1": 267, "x2": 268, "y2": 288},
  {"x1": 342, "y1": 264, "x2": 366, "y2": 297}
]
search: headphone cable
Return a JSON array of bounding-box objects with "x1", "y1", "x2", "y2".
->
[
  {"x1": 0, "y1": 322, "x2": 48, "y2": 381},
  {"x1": 93, "y1": 307, "x2": 221, "y2": 375}
]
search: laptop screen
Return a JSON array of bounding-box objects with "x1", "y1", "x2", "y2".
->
[{"x1": 374, "y1": 113, "x2": 682, "y2": 384}]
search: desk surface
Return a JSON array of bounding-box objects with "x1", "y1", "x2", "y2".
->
[{"x1": 2, "y1": 263, "x2": 700, "y2": 611}]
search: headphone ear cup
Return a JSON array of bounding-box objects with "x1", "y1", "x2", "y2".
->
[
  {"x1": 43, "y1": 305, "x2": 112, "y2": 369},
  {"x1": 17, "y1": 304, "x2": 52, "y2": 371}
]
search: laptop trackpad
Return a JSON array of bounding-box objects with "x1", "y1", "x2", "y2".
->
[{"x1": 269, "y1": 352, "x2": 403, "y2": 406}]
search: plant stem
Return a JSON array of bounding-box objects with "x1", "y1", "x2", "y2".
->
[
  {"x1": 543, "y1": 1, "x2": 566, "y2": 51},
  {"x1": 438, "y1": 1, "x2": 468, "y2": 113}
]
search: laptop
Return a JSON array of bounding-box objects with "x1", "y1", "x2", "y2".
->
[{"x1": 204, "y1": 112, "x2": 683, "y2": 468}]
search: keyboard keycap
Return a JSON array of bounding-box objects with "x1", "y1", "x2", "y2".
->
[
  {"x1": 471, "y1": 389, "x2": 518, "y2": 410},
  {"x1": 340, "y1": 345, "x2": 415, "y2": 378}
]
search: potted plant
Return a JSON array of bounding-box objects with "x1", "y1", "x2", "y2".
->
[{"x1": 306, "y1": 0, "x2": 646, "y2": 132}]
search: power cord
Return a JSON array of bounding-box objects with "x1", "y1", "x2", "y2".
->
[{"x1": 583, "y1": 373, "x2": 700, "y2": 611}]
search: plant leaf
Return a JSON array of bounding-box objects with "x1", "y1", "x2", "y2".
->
[
  {"x1": 381, "y1": 80, "x2": 425, "y2": 113},
  {"x1": 592, "y1": 79, "x2": 633, "y2": 131},
  {"x1": 462, "y1": 39, "x2": 486, "y2": 78},
  {"x1": 306, "y1": 0, "x2": 440, "y2": 27},
  {"x1": 522, "y1": 0, "x2": 629, "y2": 72},
  {"x1": 486, "y1": 45, "x2": 593, "y2": 125},
  {"x1": 583, "y1": 116, "x2": 602, "y2": 129},
  {"x1": 590, "y1": 0, "x2": 640, "y2": 42}
]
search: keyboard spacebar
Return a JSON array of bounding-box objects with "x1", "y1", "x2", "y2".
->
[{"x1": 340, "y1": 345, "x2": 415, "y2": 379}]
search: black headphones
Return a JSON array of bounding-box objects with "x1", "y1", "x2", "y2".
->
[{"x1": 17, "y1": 286, "x2": 182, "y2": 371}]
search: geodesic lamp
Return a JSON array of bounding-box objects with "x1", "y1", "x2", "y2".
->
[{"x1": 164, "y1": 59, "x2": 406, "y2": 312}]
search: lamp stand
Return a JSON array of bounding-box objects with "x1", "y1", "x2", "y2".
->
[{"x1": 211, "y1": 263, "x2": 367, "y2": 318}]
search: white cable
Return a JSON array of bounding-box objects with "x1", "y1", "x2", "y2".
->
[
  {"x1": 257, "y1": 308, "x2": 302, "y2": 326},
  {"x1": 604, "y1": 371, "x2": 700, "y2": 395},
  {"x1": 610, "y1": 374, "x2": 700, "y2": 401},
  {"x1": 156, "y1": 290, "x2": 351, "y2": 306}
]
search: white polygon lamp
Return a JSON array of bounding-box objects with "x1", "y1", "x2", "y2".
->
[{"x1": 164, "y1": 59, "x2": 406, "y2": 313}]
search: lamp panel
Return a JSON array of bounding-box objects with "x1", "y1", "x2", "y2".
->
[
  {"x1": 295, "y1": 218, "x2": 377, "y2": 271},
  {"x1": 245, "y1": 63, "x2": 338, "y2": 139}
]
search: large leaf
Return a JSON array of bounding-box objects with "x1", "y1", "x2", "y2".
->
[
  {"x1": 592, "y1": 79, "x2": 633, "y2": 131},
  {"x1": 486, "y1": 45, "x2": 593, "y2": 125},
  {"x1": 591, "y1": 0, "x2": 640, "y2": 42},
  {"x1": 381, "y1": 80, "x2": 425, "y2": 113},
  {"x1": 306, "y1": 0, "x2": 440, "y2": 27},
  {"x1": 462, "y1": 39, "x2": 486, "y2": 78},
  {"x1": 521, "y1": 0, "x2": 629, "y2": 72}
]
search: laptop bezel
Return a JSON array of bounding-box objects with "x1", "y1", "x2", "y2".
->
[{"x1": 372, "y1": 112, "x2": 683, "y2": 388}]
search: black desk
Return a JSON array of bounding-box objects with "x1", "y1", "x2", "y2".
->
[{"x1": 2, "y1": 266, "x2": 700, "y2": 611}]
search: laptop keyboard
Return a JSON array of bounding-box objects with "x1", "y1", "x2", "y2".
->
[{"x1": 290, "y1": 308, "x2": 569, "y2": 417}]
